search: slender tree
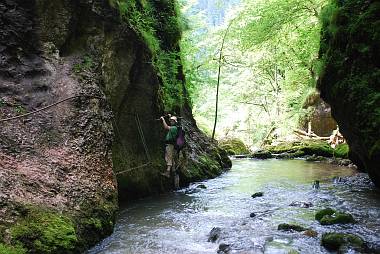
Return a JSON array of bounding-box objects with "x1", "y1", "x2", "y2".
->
[{"x1": 211, "y1": 19, "x2": 235, "y2": 140}]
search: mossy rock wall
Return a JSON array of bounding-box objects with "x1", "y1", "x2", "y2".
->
[
  {"x1": 0, "y1": 0, "x2": 231, "y2": 252},
  {"x1": 318, "y1": 0, "x2": 380, "y2": 186}
]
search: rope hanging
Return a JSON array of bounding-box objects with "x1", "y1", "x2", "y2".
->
[{"x1": 0, "y1": 94, "x2": 152, "y2": 175}]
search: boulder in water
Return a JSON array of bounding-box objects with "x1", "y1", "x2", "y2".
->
[
  {"x1": 315, "y1": 208, "x2": 355, "y2": 225},
  {"x1": 251, "y1": 192, "x2": 264, "y2": 198},
  {"x1": 277, "y1": 223, "x2": 307, "y2": 232},
  {"x1": 289, "y1": 201, "x2": 313, "y2": 208},
  {"x1": 217, "y1": 243, "x2": 231, "y2": 254},
  {"x1": 250, "y1": 151, "x2": 273, "y2": 159},
  {"x1": 321, "y1": 233, "x2": 365, "y2": 252},
  {"x1": 249, "y1": 212, "x2": 256, "y2": 218},
  {"x1": 315, "y1": 208, "x2": 335, "y2": 221},
  {"x1": 304, "y1": 229, "x2": 318, "y2": 238},
  {"x1": 208, "y1": 227, "x2": 222, "y2": 243},
  {"x1": 320, "y1": 212, "x2": 355, "y2": 225}
]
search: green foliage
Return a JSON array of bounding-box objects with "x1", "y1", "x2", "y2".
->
[
  {"x1": 12, "y1": 104, "x2": 27, "y2": 114},
  {"x1": 0, "y1": 243, "x2": 26, "y2": 254},
  {"x1": 73, "y1": 55, "x2": 94, "y2": 73},
  {"x1": 181, "y1": 0, "x2": 329, "y2": 145},
  {"x1": 110, "y1": 0, "x2": 185, "y2": 111},
  {"x1": 10, "y1": 210, "x2": 78, "y2": 254}
]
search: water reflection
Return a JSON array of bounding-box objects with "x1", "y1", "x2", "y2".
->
[{"x1": 89, "y1": 159, "x2": 379, "y2": 254}]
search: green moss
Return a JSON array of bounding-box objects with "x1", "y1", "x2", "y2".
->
[
  {"x1": 251, "y1": 150, "x2": 273, "y2": 159},
  {"x1": 334, "y1": 143, "x2": 349, "y2": 158},
  {"x1": 268, "y1": 140, "x2": 334, "y2": 157},
  {"x1": 0, "y1": 243, "x2": 26, "y2": 254},
  {"x1": 319, "y1": 212, "x2": 355, "y2": 225},
  {"x1": 10, "y1": 210, "x2": 78, "y2": 254},
  {"x1": 315, "y1": 208, "x2": 335, "y2": 221},
  {"x1": 315, "y1": 208, "x2": 355, "y2": 225},
  {"x1": 277, "y1": 223, "x2": 307, "y2": 232},
  {"x1": 318, "y1": 0, "x2": 380, "y2": 185},
  {"x1": 110, "y1": 0, "x2": 185, "y2": 112},
  {"x1": 219, "y1": 138, "x2": 250, "y2": 155},
  {"x1": 321, "y1": 233, "x2": 364, "y2": 251}
]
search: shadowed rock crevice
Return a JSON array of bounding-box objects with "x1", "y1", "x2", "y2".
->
[{"x1": 318, "y1": 0, "x2": 380, "y2": 187}]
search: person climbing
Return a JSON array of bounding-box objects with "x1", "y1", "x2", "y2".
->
[{"x1": 160, "y1": 114, "x2": 178, "y2": 178}]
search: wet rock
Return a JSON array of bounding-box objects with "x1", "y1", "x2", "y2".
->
[
  {"x1": 249, "y1": 212, "x2": 256, "y2": 218},
  {"x1": 197, "y1": 184, "x2": 207, "y2": 189},
  {"x1": 305, "y1": 155, "x2": 327, "y2": 162},
  {"x1": 319, "y1": 212, "x2": 355, "y2": 225},
  {"x1": 251, "y1": 192, "x2": 263, "y2": 198},
  {"x1": 315, "y1": 208, "x2": 335, "y2": 221},
  {"x1": 274, "y1": 151, "x2": 305, "y2": 159},
  {"x1": 289, "y1": 201, "x2": 313, "y2": 208},
  {"x1": 277, "y1": 223, "x2": 307, "y2": 232},
  {"x1": 315, "y1": 208, "x2": 355, "y2": 225},
  {"x1": 250, "y1": 151, "x2": 273, "y2": 159},
  {"x1": 303, "y1": 229, "x2": 318, "y2": 238},
  {"x1": 219, "y1": 138, "x2": 250, "y2": 156},
  {"x1": 217, "y1": 243, "x2": 231, "y2": 254},
  {"x1": 208, "y1": 227, "x2": 222, "y2": 243},
  {"x1": 321, "y1": 233, "x2": 365, "y2": 252}
]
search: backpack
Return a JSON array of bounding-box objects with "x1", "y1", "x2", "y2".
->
[{"x1": 174, "y1": 126, "x2": 185, "y2": 151}]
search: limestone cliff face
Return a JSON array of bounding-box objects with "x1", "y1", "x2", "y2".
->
[
  {"x1": 318, "y1": 0, "x2": 380, "y2": 186},
  {"x1": 0, "y1": 0, "x2": 230, "y2": 252}
]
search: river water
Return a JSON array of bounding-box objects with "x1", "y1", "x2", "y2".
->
[{"x1": 89, "y1": 159, "x2": 380, "y2": 254}]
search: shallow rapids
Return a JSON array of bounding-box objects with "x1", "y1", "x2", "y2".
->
[{"x1": 89, "y1": 159, "x2": 380, "y2": 254}]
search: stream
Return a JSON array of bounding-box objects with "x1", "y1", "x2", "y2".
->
[{"x1": 89, "y1": 159, "x2": 380, "y2": 253}]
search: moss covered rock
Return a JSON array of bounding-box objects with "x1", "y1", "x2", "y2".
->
[
  {"x1": 321, "y1": 233, "x2": 364, "y2": 251},
  {"x1": 219, "y1": 138, "x2": 250, "y2": 155},
  {"x1": 334, "y1": 143, "x2": 349, "y2": 158},
  {"x1": 277, "y1": 223, "x2": 307, "y2": 232},
  {"x1": 0, "y1": 243, "x2": 26, "y2": 254},
  {"x1": 10, "y1": 209, "x2": 78, "y2": 254},
  {"x1": 320, "y1": 213, "x2": 355, "y2": 225},
  {"x1": 315, "y1": 208, "x2": 336, "y2": 221},
  {"x1": 315, "y1": 208, "x2": 355, "y2": 225},
  {"x1": 318, "y1": 0, "x2": 380, "y2": 186},
  {"x1": 268, "y1": 140, "x2": 334, "y2": 157},
  {"x1": 251, "y1": 150, "x2": 273, "y2": 159}
]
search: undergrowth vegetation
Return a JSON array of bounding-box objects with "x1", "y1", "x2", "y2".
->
[{"x1": 109, "y1": 0, "x2": 186, "y2": 111}]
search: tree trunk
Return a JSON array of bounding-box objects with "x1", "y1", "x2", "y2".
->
[{"x1": 211, "y1": 19, "x2": 235, "y2": 140}]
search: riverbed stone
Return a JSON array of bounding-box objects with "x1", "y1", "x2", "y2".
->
[
  {"x1": 304, "y1": 229, "x2": 318, "y2": 237},
  {"x1": 251, "y1": 192, "x2": 264, "y2": 198},
  {"x1": 251, "y1": 150, "x2": 273, "y2": 159},
  {"x1": 277, "y1": 223, "x2": 307, "y2": 232},
  {"x1": 208, "y1": 227, "x2": 222, "y2": 243},
  {"x1": 315, "y1": 208, "x2": 355, "y2": 225},
  {"x1": 315, "y1": 208, "x2": 335, "y2": 221},
  {"x1": 217, "y1": 243, "x2": 231, "y2": 254},
  {"x1": 321, "y1": 233, "x2": 365, "y2": 252},
  {"x1": 319, "y1": 212, "x2": 355, "y2": 225},
  {"x1": 289, "y1": 201, "x2": 313, "y2": 208},
  {"x1": 197, "y1": 184, "x2": 207, "y2": 189},
  {"x1": 249, "y1": 212, "x2": 256, "y2": 218}
]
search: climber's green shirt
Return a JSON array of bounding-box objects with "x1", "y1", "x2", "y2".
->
[{"x1": 165, "y1": 126, "x2": 178, "y2": 144}]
